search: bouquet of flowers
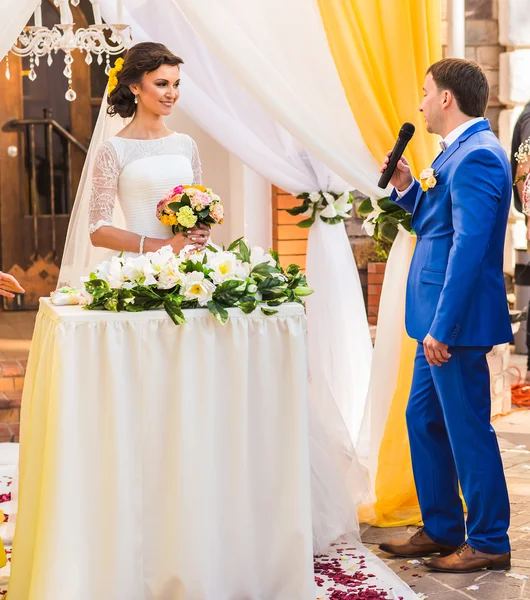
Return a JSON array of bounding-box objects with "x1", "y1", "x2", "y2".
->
[
  {"x1": 286, "y1": 190, "x2": 354, "y2": 228},
  {"x1": 357, "y1": 196, "x2": 413, "y2": 260},
  {"x1": 83, "y1": 238, "x2": 313, "y2": 326},
  {"x1": 156, "y1": 185, "x2": 224, "y2": 234}
]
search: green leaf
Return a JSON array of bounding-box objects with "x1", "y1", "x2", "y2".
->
[
  {"x1": 163, "y1": 296, "x2": 186, "y2": 326},
  {"x1": 379, "y1": 219, "x2": 399, "y2": 243},
  {"x1": 198, "y1": 208, "x2": 210, "y2": 219},
  {"x1": 357, "y1": 198, "x2": 373, "y2": 216},
  {"x1": 168, "y1": 201, "x2": 182, "y2": 212},
  {"x1": 320, "y1": 215, "x2": 344, "y2": 225},
  {"x1": 206, "y1": 244, "x2": 218, "y2": 253},
  {"x1": 294, "y1": 286, "x2": 314, "y2": 297},
  {"x1": 207, "y1": 300, "x2": 229, "y2": 324},
  {"x1": 239, "y1": 295, "x2": 258, "y2": 314},
  {"x1": 261, "y1": 307, "x2": 278, "y2": 316},
  {"x1": 258, "y1": 277, "x2": 287, "y2": 300},
  {"x1": 228, "y1": 237, "x2": 244, "y2": 251},
  {"x1": 213, "y1": 279, "x2": 246, "y2": 305},
  {"x1": 376, "y1": 196, "x2": 395, "y2": 212},
  {"x1": 251, "y1": 262, "x2": 280, "y2": 279},
  {"x1": 297, "y1": 216, "x2": 316, "y2": 228},
  {"x1": 286, "y1": 264, "x2": 300, "y2": 277},
  {"x1": 239, "y1": 239, "x2": 251, "y2": 264},
  {"x1": 180, "y1": 194, "x2": 191, "y2": 207},
  {"x1": 286, "y1": 203, "x2": 310, "y2": 217},
  {"x1": 104, "y1": 293, "x2": 119, "y2": 312},
  {"x1": 270, "y1": 250, "x2": 280, "y2": 265},
  {"x1": 296, "y1": 192, "x2": 310, "y2": 200}
]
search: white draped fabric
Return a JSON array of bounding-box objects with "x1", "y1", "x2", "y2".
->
[
  {"x1": 99, "y1": 0, "x2": 374, "y2": 445},
  {"x1": 168, "y1": 0, "x2": 383, "y2": 196},
  {"x1": 9, "y1": 301, "x2": 316, "y2": 600},
  {"x1": 356, "y1": 230, "x2": 415, "y2": 475},
  {"x1": 0, "y1": 0, "x2": 38, "y2": 61}
]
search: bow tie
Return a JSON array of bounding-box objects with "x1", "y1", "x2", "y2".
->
[{"x1": 440, "y1": 140, "x2": 448, "y2": 152}]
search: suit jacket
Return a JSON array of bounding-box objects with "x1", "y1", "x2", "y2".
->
[{"x1": 391, "y1": 119, "x2": 513, "y2": 346}]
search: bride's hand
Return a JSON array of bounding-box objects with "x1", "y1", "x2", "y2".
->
[{"x1": 169, "y1": 228, "x2": 209, "y2": 253}]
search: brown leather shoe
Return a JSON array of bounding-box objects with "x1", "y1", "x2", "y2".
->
[
  {"x1": 426, "y1": 542, "x2": 511, "y2": 573},
  {"x1": 379, "y1": 527, "x2": 459, "y2": 558}
]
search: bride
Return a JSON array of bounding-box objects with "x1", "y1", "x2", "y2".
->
[{"x1": 50, "y1": 41, "x2": 414, "y2": 599}]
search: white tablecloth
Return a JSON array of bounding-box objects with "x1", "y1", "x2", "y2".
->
[{"x1": 9, "y1": 299, "x2": 315, "y2": 600}]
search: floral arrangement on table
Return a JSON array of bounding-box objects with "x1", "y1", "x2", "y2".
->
[
  {"x1": 83, "y1": 238, "x2": 313, "y2": 326},
  {"x1": 156, "y1": 185, "x2": 224, "y2": 233},
  {"x1": 357, "y1": 196, "x2": 413, "y2": 261},
  {"x1": 515, "y1": 136, "x2": 530, "y2": 214},
  {"x1": 286, "y1": 191, "x2": 354, "y2": 228}
]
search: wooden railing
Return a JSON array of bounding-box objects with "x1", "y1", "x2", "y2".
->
[{"x1": 2, "y1": 109, "x2": 87, "y2": 261}]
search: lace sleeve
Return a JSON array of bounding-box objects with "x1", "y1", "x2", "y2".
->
[
  {"x1": 89, "y1": 141, "x2": 120, "y2": 234},
  {"x1": 190, "y1": 137, "x2": 202, "y2": 185}
]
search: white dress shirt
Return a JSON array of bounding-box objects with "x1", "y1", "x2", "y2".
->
[{"x1": 396, "y1": 117, "x2": 486, "y2": 197}]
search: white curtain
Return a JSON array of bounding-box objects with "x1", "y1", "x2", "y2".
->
[
  {"x1": 99, "y1": 0, "x2": 376, "y2": 443},
  {"x1": 0, "y1": 0, "x2": 39, "y2": 61},
  {"x1": 356, "y1": 230, "x2": 414, "y2": 475},
  {"x1": 168, "y1": 0, "x2": 382, "y2": 195}
]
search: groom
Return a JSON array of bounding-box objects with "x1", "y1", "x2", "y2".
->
[{"x1": 378, "y1": 58, "x2": 513, "y2": 573}]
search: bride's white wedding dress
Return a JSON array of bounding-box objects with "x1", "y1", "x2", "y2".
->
[{"x1": 88, "y1": 132, "x2": 201, "y2": 257}]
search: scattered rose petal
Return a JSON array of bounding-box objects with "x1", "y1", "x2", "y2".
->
[
  {"x1": 506, "y1": 573, "x2": 529, "y2": 580},
  {"x1": 466, "y1": 585, "x2": 479, "y2": 590},
  {"x1": 407, "y1": 560, "x2": 421, "y2": 565}
]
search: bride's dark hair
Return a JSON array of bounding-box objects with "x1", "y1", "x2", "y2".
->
[{"x1": 107, "y1": 42, "x2": 184, "y2": 119}]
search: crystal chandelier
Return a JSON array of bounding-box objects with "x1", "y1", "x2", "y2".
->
[{"x1": 4, "y1": 0, "x2": 132, "y2": 101}]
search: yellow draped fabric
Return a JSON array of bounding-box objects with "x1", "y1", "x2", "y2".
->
[
  {"x1": 0, "y1": 511, "x2": 6, "y2": 568},
  {"x1": 317, "y1": 0, "x2": 441, "y2": 526}
]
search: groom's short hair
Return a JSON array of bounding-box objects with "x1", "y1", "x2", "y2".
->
[{"x1": 427, "y1": 59, "x2": 490, "y2": 118}]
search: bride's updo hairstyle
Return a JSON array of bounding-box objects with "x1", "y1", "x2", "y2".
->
[{"x1": 107, "y1": 42, "x2": 184, "y2": 119}]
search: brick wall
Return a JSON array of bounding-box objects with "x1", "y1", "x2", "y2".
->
[{"x1": 271, "y1": 187, "x2": 308, "y2": 269}]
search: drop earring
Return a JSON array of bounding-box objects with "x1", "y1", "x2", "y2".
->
[{"x1": 134, "y1": 95, "x2": 138, "y2": 104}]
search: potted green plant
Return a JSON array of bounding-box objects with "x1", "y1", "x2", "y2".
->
[{"x1": 357, "y1": 197, "x2": 413, "y2": 324}]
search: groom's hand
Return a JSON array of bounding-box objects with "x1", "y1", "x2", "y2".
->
[
  {"x1": 423, "y1": 334, "x2": 451, "y2": 367},
  {"x1": 380, "y1": 152, "x2": 413, "y2": 192}
]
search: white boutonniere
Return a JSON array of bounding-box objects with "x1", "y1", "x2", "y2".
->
[{"x1": 419, "y1": 168, "x2": 437, "y2": 192}]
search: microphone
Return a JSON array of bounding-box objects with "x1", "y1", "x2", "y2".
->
[{"x1": 378, "y1": 122, "x2": 416, "y2": 189}]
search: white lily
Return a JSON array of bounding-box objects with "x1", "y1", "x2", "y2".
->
[
  {"x1": 334, "y1": 192, "x2": 353, "y2": 218},
  {"x1": 122, "y1": 255, "x2": 157, "y2": 286},
  {"x1": 250, "y1": 246, "x2": 276, "y2": 269},
  {"x1": 157, "y1": 263, "x2": 185, "y2": 290},
  {"x1": 96, "y1": 255, "x2": 126, "y2": 289},
  {"x1": 181, "y1": 271, "x2": 216, "y2": 306},
  {"x1": 208, "y1": 251, "x2": 249, "y2": 284},
  {"x1": 147, "y1": 245, "x2": 178, "y2": 273},
  {"x1": 362, "y1": 219, "x2": 376, "y2": 236},
  {"x1": 320, "y1": 202, "x2": 338, "y2": 219}
]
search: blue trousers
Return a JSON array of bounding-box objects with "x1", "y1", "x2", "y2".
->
[{"x1": 406, "y1": 343, "x2": 510, "y2": 554}]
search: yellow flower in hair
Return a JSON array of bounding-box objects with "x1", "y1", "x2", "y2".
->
[{"x1": 107, "y1": 57, "x2": 125, "y2": 96}]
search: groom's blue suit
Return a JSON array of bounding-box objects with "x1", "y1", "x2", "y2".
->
[{"x1": 392, "y1": 118, "x2": 512, "y2": 554}]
